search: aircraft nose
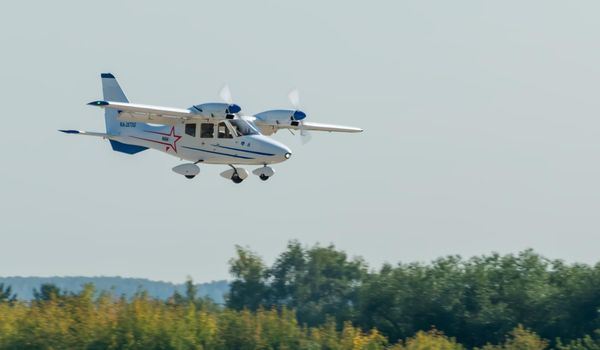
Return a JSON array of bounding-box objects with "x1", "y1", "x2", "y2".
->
[
  {"x1": 270, "y1": 140, "x2": 292, "y2": 162},
  {"x1": 282, "y1": 143, "x2": 292, "y2": 159},
  {"x1": 253, "y1": 135, "x2": 292, "y2": 163},
  {"x1": 277, "y1": 144, "x2": 292, "y2": 161}
]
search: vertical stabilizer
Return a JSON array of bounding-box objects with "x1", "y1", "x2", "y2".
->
[
  {"x1": 101, "y1": 73, "x2": 128, "y2": 103},
  {"x1": 100, "y1": 73, "x2": 147, "y2": 154},
  {"x1": 101, "y1": 73, "x2": 128, "y2": 135}
]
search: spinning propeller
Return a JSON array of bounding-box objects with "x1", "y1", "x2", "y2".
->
[
  {"x1": 288, "y1": 89, "x2": 311, "y2": 144},
  {"x1": 219, "y1": 84, "x2": 241, "y2": 115}
]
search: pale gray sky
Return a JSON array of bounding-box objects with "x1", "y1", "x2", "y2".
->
[{"x1": 1, "y1": 1, "x2": 599, "y2": 283}]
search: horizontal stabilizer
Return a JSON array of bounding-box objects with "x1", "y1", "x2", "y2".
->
[
  {"x1": 60, "y1": 129, "x2": 148, "y2": 154},
  {"x1": 59, "y1": 130, "x2": 115, "y2": 138}
]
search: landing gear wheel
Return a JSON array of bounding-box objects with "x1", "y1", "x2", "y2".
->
[
  {"x1": 172, "y1": 163, "x2": 200, "y2": 179},
  {"x1": 231, "y1": 174, "x2": 244, "y2": 184},
  {"x1": 253, "y1": 166, "x2": 275, "y2": 181},
  {"x1": 221, "y1": 165, "x2": 249, "y2": 183}
]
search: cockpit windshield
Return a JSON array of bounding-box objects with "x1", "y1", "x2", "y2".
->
[{"x1": 229, "y1": 119, "x2": 259, "y2": 136}]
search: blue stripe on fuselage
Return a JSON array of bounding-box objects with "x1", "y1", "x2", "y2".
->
[
  {"x1": 182, "y1": 146, "x2": 255, "y2": 159},
  {"x1": 211, "y1": 144, "x2": 275, "y2": 156}
]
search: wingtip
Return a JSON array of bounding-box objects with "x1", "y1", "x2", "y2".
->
[
  {"x1": 59, "y1": 129, "x2": 80, "y2": 134},
  {"x1": 101, "y1": 73, "x2": 115, "y2": 79},
  {"x1": 87, "y1": 100, "x2": 109, "y2": 106}
]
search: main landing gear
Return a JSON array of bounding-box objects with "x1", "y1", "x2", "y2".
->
[
  {"x1": 172, "y1": 163, "x2": 200, "y2": 179},
  {"x1": 232, "y1": 173, "x2": 244, "y2": 184},
  {"x1": 220, "y1": 165, "x2": 250, "y2": 184}
]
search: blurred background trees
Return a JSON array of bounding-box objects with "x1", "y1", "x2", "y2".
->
[
  {"x1": 0, "y1": 243, "x2": 598, "y2": 349},
  {"x1": 226, "y1": 243, "x2": 600, "y2": 348},
  {"x1": 0, "y1": 284, "x2": 16, "y2": 303}
]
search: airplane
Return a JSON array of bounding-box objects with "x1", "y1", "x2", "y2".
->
[{"x1": 61, "y1": 73, "x2": 363, "y2": 183}]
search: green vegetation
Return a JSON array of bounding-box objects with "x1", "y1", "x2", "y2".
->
[
  {"x1": 0, "y1": 277, "x2": 228, "y2": 303},
  {"x1": 0, "y1": 284, "x2": 16, "y2": 303},
  {"x1": 227, "y1": 242, "x2": 600, "y2": 348},
  {"x1": 0, "y1": 242, "x2": 598, "y2": 349}
]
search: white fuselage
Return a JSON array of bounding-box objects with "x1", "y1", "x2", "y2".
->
[{"x1": 112, "y1": 120, "x2": 292, "y2": 165}]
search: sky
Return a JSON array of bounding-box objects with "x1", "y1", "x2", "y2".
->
[{"x1": 1, "y1": 1, "x2": 599, "y2": 283}]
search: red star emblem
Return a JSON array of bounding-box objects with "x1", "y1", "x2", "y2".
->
[{"x1": 134, "y1": 126, "x2": 182, "y2": 153}]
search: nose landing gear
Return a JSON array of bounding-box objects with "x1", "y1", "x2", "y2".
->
[{"x1": 252, "y1": 166, "x2": 275, "y2": 181}]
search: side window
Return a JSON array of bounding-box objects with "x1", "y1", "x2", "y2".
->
[
  {"x1": 229, "y1": 119, "x2": 259, "y2": 136},
  {"x1": 200, "y1": 123, "x2": 214, "y2": 138},
  {"x1": 217, "y1": 122, "x2": 232, "y2": 139},
  {"x1": 185, "y1": 123, "x2": 196, "y2": 137}
]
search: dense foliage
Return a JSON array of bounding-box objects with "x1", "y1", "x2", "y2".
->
[
  {"x1": 0, "y1": 286, "x2": 597, "y2": 349},
  {"x1": 0, "y1": 244, "x2": 599, "y2": 349},
  {"x1": 227, "y1": 242, "x2": 600, "y2": 347}
]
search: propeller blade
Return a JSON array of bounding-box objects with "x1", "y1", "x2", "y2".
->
[
  {"x1": 288, "y1": 89, "x2": 300, "y2": 109},
  {"x1": 219, "y1": 84, "x2": 233, "y2": 104},
  {"x1": 300, "y1": 122, "x2": 312, "y2": 144}
]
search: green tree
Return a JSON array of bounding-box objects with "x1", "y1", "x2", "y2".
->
[
  {"x1": 266, "y1": 241, "x2": 366, "y2": 326},
  {"x1": 477, "y1": 325, "x2": 549, "y2": 350},
  {"x1": 169, "y1": 278, "x2": 220, "y2": 313},
  {"x1": 291, "y1": 243, "x2": 366, "y2": 326},
  {"x1": 231, "y1": 241, "x2": 368, "y2": 326},
  {"x1": 557, "y1": 330, "x2": 600, "y2": 350},
  {"x1": 0, "y1": 284, "x2": 16, "y2": 303},
  {"x1": 356, "y1": 249, "x2": 600, "y2": 347},
  {"x1": 226, "y1": 245, "x2": 269, "y2": 310},
  {"x1": 269, "y1": 240, "x2": 308, "y2": 306},
  {"x1": 33, "y1": 283, "x2": 63, "y2": 301},
  {"x1": 184, "y1": 277, "x2": 198, "y2": 303}
]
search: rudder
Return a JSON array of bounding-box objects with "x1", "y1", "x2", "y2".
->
[
  {"x1": 101, "y1": 73, "x2": 128, "y2": 134},
  {"x1": 100, "y1": 73, "x2": 148, "y2": 154}
]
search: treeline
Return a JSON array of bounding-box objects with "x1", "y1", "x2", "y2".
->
[
  {"x1": 0, "y1": 243, "x2": 599, "y2": 349},
  {"x1": 0, "y1": 276, "x2": 228, "y2": 303},
  {"x1": 227, "y1": 242, "x2": 600, "y2": 348},
  {"x1": 0, "y1": 284, "x2": 597, "y2": 349}
]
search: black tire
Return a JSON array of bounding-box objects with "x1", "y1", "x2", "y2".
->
[
  {"x1": 231, "y1": 174, "x2": 243, "y2": 184},
  {"x1": 259, "y1": 174, "x2": 269, "y2": 181},
  {"x1": 185, "y1": 175, "x2": 195, "y2": 179}
]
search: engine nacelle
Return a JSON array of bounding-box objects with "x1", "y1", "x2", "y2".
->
[
  {"x1": 190, "y1": 102, "x2": 241, "y2": 119},
  {"x1": 253, "y1": 109, "x2": 307, "y2": 135},
  {"x1": 254, "y1": 109, "x2": 306, "y2": 123}
]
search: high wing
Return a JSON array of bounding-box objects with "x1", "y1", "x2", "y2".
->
[
  {"x1": 252, "y1": 119, "x2": 363, "y2": 134},
  {"x1": 88, "y1": 100, "x2": 201, "y2": 125},
  {"x1": 88, "y1": 100, "x2": 363, "y2": 133},
  {"x1": 250, "y1": 109, "x2": 363, "y2": 135},
  {"x1": 286, "y1": 121, "x2": 363, "y2": 133}
]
